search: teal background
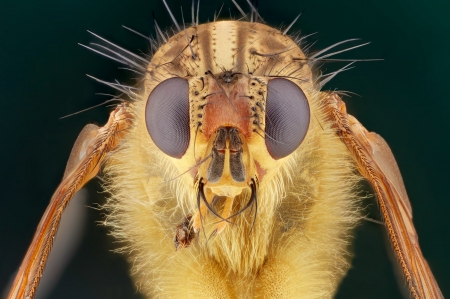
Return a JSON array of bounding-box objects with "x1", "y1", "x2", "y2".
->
[{"x1": 0, "y1": 0, "x2": 448, "y2": 298}]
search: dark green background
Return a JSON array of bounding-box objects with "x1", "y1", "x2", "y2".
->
[{"x1": 1, "y1": 0, "x2": 448, "y2": 298}]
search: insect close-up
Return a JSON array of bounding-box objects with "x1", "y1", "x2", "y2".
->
[{"x1": 1, "y1": 0, "x2": 449, "y2": 298}]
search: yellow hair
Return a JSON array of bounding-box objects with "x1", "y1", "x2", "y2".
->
[{"x1": 102, "y1": 21, "x2": 362, "y2": 299}]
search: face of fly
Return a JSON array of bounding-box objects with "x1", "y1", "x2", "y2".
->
[
  {"x1": 144, "y1": 21, "x2": 311, "y2": 234},
  {"x1": 189, "y1": 73, "x2": 269, "y2": 233}
]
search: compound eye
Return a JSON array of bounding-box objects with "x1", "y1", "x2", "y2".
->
[
  {"x1": 145, "y1": 77, "x2": 190, "y2": 158},
  {"x1": 265, "y1": 78, "x2": 310, "y2": 159}
]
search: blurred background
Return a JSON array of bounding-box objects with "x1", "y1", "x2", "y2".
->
[{"x1": 0, "y1": 0, "x2": 448, "y2": 298}]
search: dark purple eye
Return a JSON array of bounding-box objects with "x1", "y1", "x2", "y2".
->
[
  {"x1": 265, "y1": 78, "x2": 310, "y2": 159},
  {"x1": 145, "y1": 77, "x2": 190, "y2": 158}
]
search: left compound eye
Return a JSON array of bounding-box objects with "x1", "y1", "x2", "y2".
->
[
  {"x1": 264, "y1": 78, "x2": 310, "y2": 159},
  {"x1": 145, "y1": 77, "x2": 190, "y2": 158}
]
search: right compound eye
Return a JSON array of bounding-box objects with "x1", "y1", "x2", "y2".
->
[
  {"x1": 145, "y1": 77, "x2": 190, "y2": 159},
  {"x1": 264, "y1": 78, "x2": 310, "y2": 159}
]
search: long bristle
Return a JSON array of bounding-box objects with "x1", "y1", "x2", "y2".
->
[
  {"x1": 154, "y1": 18, "x2": 168, "y2": 43},
  {"x1": 245, "y1": 0, "x2": 264, "y2": 23},
  {"x1": 312, "y1": 42, "x2": 371, "y2": 62},
  {"x1": 89, "y1": 43, "x2": 147, "y2": 71},
  {"x1": 79, "y1": 43, "x2": 134, "y2": 68},
  {"x1": 318, "y1": 62, "x2": 355, "y2": 88},
  {"x1": 196, "y1": 0, "x2": 200, "y2": 25},
  {"x1": 283, "y1": 11, "x2": 303, "y2": 36},
  {"x1": 87, "y1": 30, "x2": 150, "y2": 64},
  {"x1": 181, "y1": 7, "x2": 196, "y2": 60},
  {"x1": 162, "y1": 0, "x2": 181, "y2": 31},
  {"x1": 85, "y1": 74, "x2": 138, "y2": 97},
  {"x1": 214, "y1": 3, "x2": 224, "y2": 22},
  {"x1": 122, "y1": 25, "x2": 151, "y2": 42},
  {"x1": 231, "y1": 0, "x2": 248, "y2": 20}
]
